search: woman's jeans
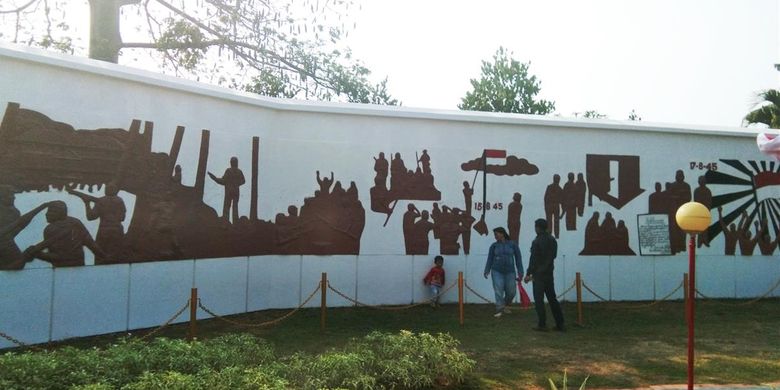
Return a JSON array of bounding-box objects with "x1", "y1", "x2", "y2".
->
[{"x1": 491, "y1": 269, "x2": 516, "y2": 311}]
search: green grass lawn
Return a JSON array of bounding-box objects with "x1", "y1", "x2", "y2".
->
[{"x1": 51, "y1": 298, "x2": 780, "y2": 389}]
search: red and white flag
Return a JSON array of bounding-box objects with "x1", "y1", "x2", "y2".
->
[
  {"x1": 484, "y1": 149, "x2": 507, "y2": 159},
  {"x1": 757, "y1": 133, "x2": 780, "y2": 160}
]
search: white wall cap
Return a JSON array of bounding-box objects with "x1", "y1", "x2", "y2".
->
[{"x1": 0, "y1": 42, "x2": 764, "y2": 138}]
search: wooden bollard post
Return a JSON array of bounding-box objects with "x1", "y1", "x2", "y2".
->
[
  {"x1": 458, "y1": 272, "x2": 464, "y2": 326},
  {"x1": 188, "y1": 288, "x2": 198, "y2": 341},
  {"x1": 575, "y1": 272, "x2": 583, "y2": 326},
  {"x1": 683, "y1": 273, "x2": 689, "y2": 324},
  {"x1": 320, "y1": 272, "x2": 327, "y2": 333}
]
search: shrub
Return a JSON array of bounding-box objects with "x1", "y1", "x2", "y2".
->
[
  {"x1": 0, "y1": 331, "x2": 474, "y2": 389},
  {"x1": 0, "y1": 335, "x2": 275, "y2": 390},
  {"x1": 283, "y1": 330, "x2": 475, "y2": 389},
  {"x1": 354, "y1": 330, "x2": 476, "y2": 388}
]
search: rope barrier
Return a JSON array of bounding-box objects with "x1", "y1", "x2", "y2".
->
[
  {"x1": 4, "y1": 274, "x2": 777, "y2": 351},
  {"x1": 0, "y1": 330, "x2": 46, "y2": 351},
  {"x1": 557, "y1": 281, "x2": 577, "y2": 299},
  {"x1": 463, "y1": 281, "x2": 494, "y2": 304},
  {"x1": 581, "y1": 281, "x2": 610, "y2": 302},
  {"x1": 464, "y1": 279, "x2": 574, "y2": 304},
  {"x1": 135, "y1": 299, "x2": 191, "y2": 341},
  {"x1": 197, "y1": 284, "x2": 321, "y2": 328},
  {"x1": 618, "y1": 281, "x2": 685, "y2": 309},
  {"x1": 695, "y1": 277, "x2": 780, "y2": 306},
  {"x1": 328, "y1": 281, "x2": 457, "y2": 311}
]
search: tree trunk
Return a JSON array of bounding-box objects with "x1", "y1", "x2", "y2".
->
[{"x1": 88, "y1": 0, "x2": 139, "y2": 63}]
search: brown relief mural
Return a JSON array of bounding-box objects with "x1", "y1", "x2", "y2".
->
[
  {"x1": 401, "y1": 175, "x2": 476, "y2": 255},
  {"x1": 543, "y1": 172, "x2": 587, "y2": 238},
  {"x1": 0, "y1": 187, "x2": 53, "y2": 269},
  {"x1": 579, "y1": 211, "x2": 636, "y2": 255},
  {"x1": 208, "y1": 157, "x2": 246, "y2": 223},
  {"x1": 646, "y1": 169, "x2": 691, "y2": 255},
  {"x1": 692, "y1": 175, "x2": 712, "y2": 248},
  {"x1": 736, "y1": 211, "x2": 758, "y2": 255},
  {"x1": 461, "y1": 154, "x2": 539, "y2": 176},
  {"x1": 586, "y1": 154, "x2": 644, "y2": 209},
  {"x1": 703, "y1": 160, "x2": 780, "y2": 256},
  {"x1": 755, "y1": 220, "x2": 778, "y2": 255},
  {"x1": 544, "y1": 174, "x2": 563, "y2": 238},
  {"x1": 507, "y1": 192, "x2": 522, "y2": 243},
  {"x1": 67, "y1": 182, "x2": 127, "y2": 264},
  {"x1": 370, "y1": 151, "x2": 441, "y2": 217},
  {"x1": 0, "y1": 103, "x2": 366, "y2": 268},
  {"x1": 403, "y1": 202, "x2": 474, "y2": 255},
  {"x1": 461, "y1": 150, "x2": 538, "y2": 237}
]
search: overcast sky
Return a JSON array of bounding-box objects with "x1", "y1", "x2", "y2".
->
[{"x1": 344, "y1": 0, "x2": 779, "y2": 127}]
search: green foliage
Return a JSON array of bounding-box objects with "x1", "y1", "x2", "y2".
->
[
  {"x1": 0, "y1": 0, "x2": 398, "y2": 105},
  {"x1": 0, "y1": 331, "x2": 473, "y2": 390},
  {"x1": 575, "y1": 110, "x2": 607, "y2": 119},
  {"x1": 744, "y1": 89, "x2": 780, "y2": 128},
  {"x1": 283, "y1": 330, "x2": 474, "y2": 389},
  {"x1": 459, "y1": 47, "x2": 555, "y2": 114},
  {"x1": 0, "y1": 334, "x2": 275, "y2": 390},
  {"x1": 548, "y1": 369, "x2": 589, "y2": 390},
  {"x1": 156, "y1": 19, "x2": 208, "y2": 72}
]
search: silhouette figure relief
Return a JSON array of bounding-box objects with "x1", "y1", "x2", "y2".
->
[
  {"x1": 645, "y1": 170, "x2": 691, "y2": 255},
  {"x1": 735, "y1": 210, "x2": 758, "y2": 256},
  {"x1": 755, "y1": 220, "x2": 778, "y2": 255},
  {"x1": 370, "y1": 151, "x2": 441, "y2": 228},
  {"x1": 0, "y1": 186, "x2": 54, "y2": 270},
  {"x1": 575, "y1": 173, "x2": 587, "y2": 217},
  {"x1": 0, "y1": 103, "x2": 366, "y2": 267},
  {"x1": 67, "y1": 182, "x2": 126, "y2": 264},
  {"x1": 402, "y1": 202, "x2": 474, "y2": 255},
  {"x1": 507, "y1": 192, "x2": 523, "y2": 243},
  {"x1": 463, "y1": 181, "x2": 474, "y2": 215},
  {"x1": 23, "y1": 201, "x2": 107, "y2": 267},
  {"x1": 561, "y1": 172, "x2": 580, "y2": 231},
  {"x1": 692, "y1": 175, "x2": 712, "y2": 248},
  {"x1": 542, "y1": 170, "x2": 589, "y2": 239},
  {"x1": 208, "y1": 157, "x2": 246, "y2": 223},
  {"x1": 277, "y1": 175, "x2": 366, "y2": 255},
  {"x1": 579, "y1": 211, "x2": 636, "y2": 255},
  {"x1": 544, "y1": 174, "x2": 563, "y2": 238},
  {"x1": 717, "y1": 207, "x2": 739, "y2": 255}
]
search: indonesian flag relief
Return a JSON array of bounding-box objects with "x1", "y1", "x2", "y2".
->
[{"x1": 757, "y1": 133, "x2": 780, "y2": 160}]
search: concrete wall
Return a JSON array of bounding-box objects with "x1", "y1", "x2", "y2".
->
[{"x1": 1, "y1": 44, "x2": 778, "y2": 347}]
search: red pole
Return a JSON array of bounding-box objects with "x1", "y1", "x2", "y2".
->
[
  {"x1": 189, "y1": 288, "x2": 198, "y2": 341},
  {"x1": 320, "y1": 272, "x2": 327, "y2": 333},
  {"x1": 575, "y1": 272, "x2": 583, "y2": 326},
  {"x1": 687, "y1": 235, "x2": 695, "y2": 390},
  {"x1": 458, "y1": 272, "x2": 464, "y2": 326}
]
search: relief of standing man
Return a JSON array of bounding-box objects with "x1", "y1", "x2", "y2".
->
[{"x1": 209, "y1": 156, "x2": 245, "y2": 223}]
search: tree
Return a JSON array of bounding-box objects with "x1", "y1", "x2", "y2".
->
[
  {"x1": 573, "y1": 110, "x2": 607, "y2": 119},
  {"x1": 0, "y1": 0, "x2": 398, "y2": 104},
  {"x1": 459, "y1": 47, "x2": 554, "y2": 115},
  {"x1": 744, "y1": 89, "x2": 780, "y2": 128}
]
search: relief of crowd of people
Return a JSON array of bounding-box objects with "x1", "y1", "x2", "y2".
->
[{"x1": 370, "y1": 150, "x2": 441, "y2": 215}]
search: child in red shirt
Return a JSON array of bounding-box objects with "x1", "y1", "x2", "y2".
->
[{"x1": 422, "y1": 255, "x2": 445, "y2": 307}]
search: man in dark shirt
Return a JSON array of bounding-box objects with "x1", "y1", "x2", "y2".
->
[{"x1": 524, "y1": 218, "x2": 565, "y2": 331}]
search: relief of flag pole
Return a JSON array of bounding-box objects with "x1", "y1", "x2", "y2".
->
[{"x1": 473, "y1": 149, "x2": 507, "y2": 236}]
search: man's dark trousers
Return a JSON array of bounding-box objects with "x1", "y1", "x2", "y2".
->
[{"x1": 532, "y1": 274, "x2": 564, "y2": 328}]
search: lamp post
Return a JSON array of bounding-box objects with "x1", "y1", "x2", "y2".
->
[{"x1": 675, "y1": 202, "x2": 712, "y2": 390}]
